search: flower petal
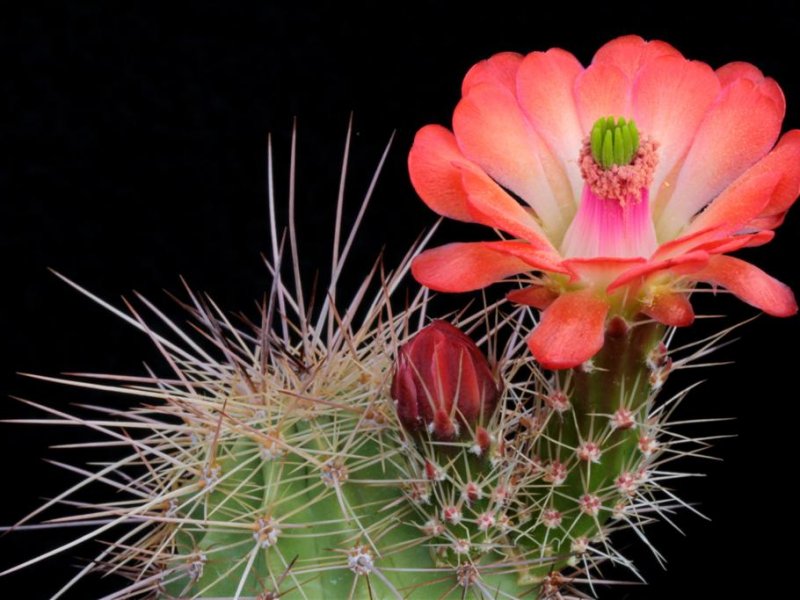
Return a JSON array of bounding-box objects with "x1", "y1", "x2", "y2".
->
[
  {"x1": 694, "y1": 231, "x2": 775, "y2": 255},
  {"x1": 412, "y1": 242, "x2": 536, "y2": 293},
  {"x1": 574, "y1": 63, "x2": 631, "y2": 133},
  {"x1": 642, "y1": 292, "x2": 695, "y2": 327},
  {"x1": 716, "y1": 62, "x2": 785, "y2": 112},
  {"x1": 608, "y1": 251, "x2": 709, "y2": 291},
  {"x1": 690, "y1": 255, "x2": 797, "y2": 317},
  {"x1": 453, "y1": 83, "x2": 573, "y2": 235},
  {"x1": 561, "y1": 257, "x2": 646, "y2": 287},
  {"x1": 507, "y1": 286, "x2": 557, "y2": 309},
  {"x1": 632, "y1": 55, "x2": 720, "y2": 210},
  {"x1": 516, "y1": 48, "x2": 585, "y2": 199},
  {"x1": 528, "y1": 291, "x2": 610, "y2": 370},
  {"x1": 592, "y1": 35, "x2": 682, "y2": 79},
  {"x1": 748, "y1": 130, "x2": 800, "y2": 221},
  {"x1": 681, "y1": 168, "x2": 780, "y2": 237},
  {"x1": 408, "y1": 125, "x2": 475, "y2": 221},
  {"x1": 748, "y1": 213, "x2": 786, "y2": 230},
  {"x1": 659, "y1": 131, "x2": 800, "y2": 247},
  {"x1": 658, "y1": 77, "x2": 785, "y2": 238},
  {"x1": 653, "y1": 226, "x2": 719, "y2": 260},
  {"x1": 462, "y1": 52, "x2": 523, "y2": 95},
  {"x1": 481, "y1": 241, "x2": 568, "y2": 274},
  {"x1": 739, "y1": 231, "x2": 775, "y2": 248},
  {"x1": 653, "y1": 227, "x2": 773, "y2": 260},
  {"x1": 456, "y1": 166, "x2": 555, "y2": 250},
  {"x1": 716, "y1": 62, "x2": 765, "y2": 86}
]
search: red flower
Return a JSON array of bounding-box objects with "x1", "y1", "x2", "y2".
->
[
  {"x1": 409, "y1": 35, "x2": 798, "y2": 369},
  {"x1": 391, "y1": 321, "x2": 499, "y2": 439}
]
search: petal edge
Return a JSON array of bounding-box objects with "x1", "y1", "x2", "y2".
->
[
  {"x1": 412, "y1": 242, "x2": 535, "y2": 293},
  {"x1": 528, "y1": 291, "x2": 610, "y2": 370},
  {"x1": 690, "y1": 255, "x2": 797, "y2": 317}
]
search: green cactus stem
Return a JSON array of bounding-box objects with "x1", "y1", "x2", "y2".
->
[{"x1": 522, "y1": 320, "x2": 666, "y2": 583}]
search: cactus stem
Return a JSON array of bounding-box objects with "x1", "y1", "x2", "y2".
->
[{"x1": 2, "y1": 127, "x2": 746, "y2": 599}]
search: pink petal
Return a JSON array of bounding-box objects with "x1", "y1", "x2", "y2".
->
[
  {"x1": 740, "y1": 230, "x2": 775, "y2": 248},
  {"x1": 561, "y1": 257, "x2": 646, "y2": 287},
  {"x1": 690, "y1": 255, "x2": 797, "y2": 317},
  {"x1": 748, "y1": 213, "x2": 786, "y2": 230},
  {"x1": 453, "y1": 83, "x2": 573, "y2": 234},
  {"x1": 507, "y1": 286, "x2": 557, "y2": 309},
  {"x1": 662, "y1": 131, "x2": 800, "y2": 245},
  {"x1": 642, "y1": 292, "x2": 695, "y2": 327},
  {"x1": 681, "y1": 169, "x2": 780, "y2": 237},
  {"x1": 528, "y1": 291, "x2": 610, "y2": 370},
  {"x1": 481, "y1": 241, "x2": 567, "y2": 274},
  {"x1": 632, "y1": 55, "x2": 720, "y2": 212},
  {"x1": 716, "y1": 62, "x2": 765, "y2": 87},
  {"x1": 411, "y1": 242, "x2": 536, "y2": 293},
  {"x1": 749, "y1": 130, "x2": 800, "y2": 221},
  {"x1": 574, "y1": 63, "x2": 631, "y2": 133},
  {"x1": 592, "y1": 35, "x2": 682, "y2": 79},
  {"x1": 407, "y1": 125, "x2": 567, "y2": 244},
  {"x1": 694, "y1": 231, "x2": 775, "y2": 255},
  {"x1": 462, "y1": 52, "x2": 523, "y2": 96},
  {"x1": 608, "y1": 251, "x2": 710, "y2": 291},
  {"x1": 457, "y1": 166, "x2": 555, "y2": 250},
  {"x1": 560, "y1": 185, "x2": 658, "y2": 259},
  {"x1": 653, "y1": 227, "x2": 774, "y2": 260},
  {"x1": 516, "y1": 48, "x2": 585, "y2": 198},
  {"x1": 658, "y1": 77, "x2": 784, "y2": 238},
  {"x1": 654, "y1": 226, "x2": 720, "y2": 260},
  {"x1": 408, "y1": 125, "x2": 475, "y2": 221},
  {"x1": 716, "y1": 62, "x2": 785, "y2": 112}
]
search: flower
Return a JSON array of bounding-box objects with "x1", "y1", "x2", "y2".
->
[
  {"x1": 391, "y1": 320, "x2": 499, "y2": 439},
  {"x1": 409, "y1": 35, "x2": 799, "y2": 369}
]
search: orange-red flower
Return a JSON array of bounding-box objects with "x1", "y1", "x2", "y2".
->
[{"x1": 409, "y1": 35, "x2": 799, "y2": 369}]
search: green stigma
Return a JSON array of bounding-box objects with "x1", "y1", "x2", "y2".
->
[{"x1": 590, "y1": 116, "x2": 639, "y2": 169}]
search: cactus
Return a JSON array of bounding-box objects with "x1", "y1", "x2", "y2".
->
[{"x1": 2, "y1": 125, "x2": 738, "y2": 598}]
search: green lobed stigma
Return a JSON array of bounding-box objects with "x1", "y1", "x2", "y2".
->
[{"x1": 590, "y1": 116, "x2": 639, "y2": 169}]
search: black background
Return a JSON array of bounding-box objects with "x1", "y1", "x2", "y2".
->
[{"x1": 2, "y1": 2, "x2": 798, "y2": 598}]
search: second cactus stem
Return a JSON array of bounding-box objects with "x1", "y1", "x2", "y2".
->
[{"x1": 522, "y1": 320, "x2": 666, "y2": 584}]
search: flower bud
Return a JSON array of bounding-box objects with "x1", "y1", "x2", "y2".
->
[{"x1": 391, "y1": 320, "x2": 499, "y2": 439}]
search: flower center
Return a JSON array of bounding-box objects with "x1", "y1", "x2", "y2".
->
[
  {"x1": 559, "y1": 116, "x2": 659, "y2": 260},
  {"x1": 579, "y1": 116, "x2": 658, "y2": 206},
  {"x1": 591, "y1": 116, "x2": 640, "y2": 169}
]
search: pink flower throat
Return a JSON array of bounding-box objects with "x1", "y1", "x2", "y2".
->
[{"x1": 561, "y1": 132, "x2": 659, "y2": 259}]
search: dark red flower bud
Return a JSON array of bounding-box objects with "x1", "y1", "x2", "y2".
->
[{"x1": 391, "y1": 320, "x2": 500, "y2": 440}]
